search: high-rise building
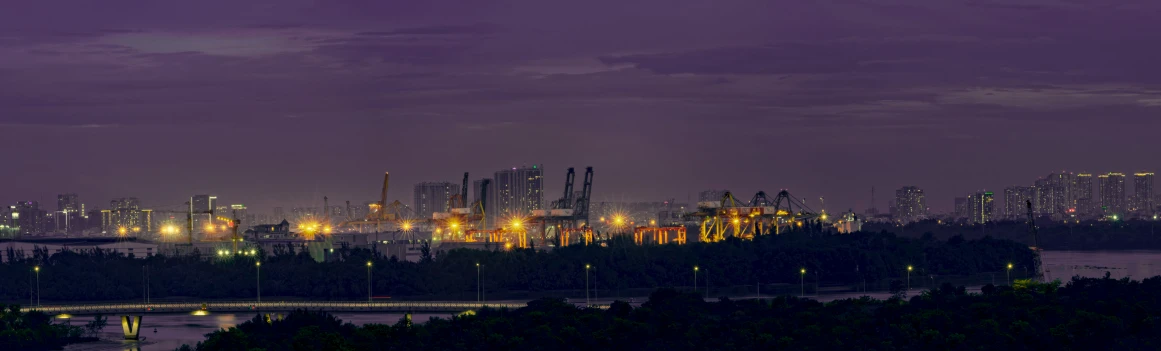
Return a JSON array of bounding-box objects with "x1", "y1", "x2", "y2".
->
[
  {"x1": 1032, "y1": 178, "x2": 1050, "y2": 216},
  {"x1": 953, "y1": 197, "x2": 968, "y2": 220},
  {"x1": 102, "y1": 197, "x2": 151, "y2": 235},
  {"x1": 414, "y1": 182, "x2": 460, "y2": 219},
  {"x1": 1003, "y1": 186, "x2": 1034, "y2": 219},
  {"x1": 230, "y1": 204, "x2": 248, "y2": 225},
  {"x1": 1099, "y1": 173, "x2": 1127, "y2": 216},
  {"x1": 55, "y1": 193, "x2": 83, "y2": 234},
  {"x1": 1074, "y1": 173, "x2": 1095, "y2": 217},
  {"x1": 966, "y1": 191, "x2": 995, "y2": 224},
  {"x1": 191, "y1": 195, "x2": 217, "y2": 233},
  {"x1": 493, "y1": 165, "x2": 544, "y2": 218},
  {"x1": 1134, "y1": 173, "x2": 1155, "y2": 216},
  {"x1": 893, "y1": 186, "x2": 926, "y2": 223},
  {"x1": 11, "y1": 201, "x2": 47, "y2": 236},
  {"x1": 1047, "y1": 173, "x2": 1074, "y2": 215},
  {"x1": 272, "y1": 207, "x2": 285, "y2": 221}
]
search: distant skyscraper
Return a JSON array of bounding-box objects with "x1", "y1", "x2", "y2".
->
[
  {"x1": 493, "y1": 165, "x2": 544, "y2": 217},
  {"x1": 102, "y1": 197, "x2": 151, "y2": 235},
  {"x1": 1074, "y1": 173, "x2": 1095, "y2": 216},
  {"x1": 272, "y1": 207, "x2": 285, "y2": 221},
  {"x1": 893, "y1": 186, "x2": 926, "y2": 223},
  {"x1": 953, "y1": 197, "x2": 968, "y2": 220},
  {"x1": 414, "y1": 182, "x2": 460, "y2": 219},
  {"x1": 1003, "y1": 186, "x2": 1034, "y2": 219},
  {"x1": 57, "y1": 194, "x2": 80, "y2": 213},
  {"x1": 56, "y1": 193, "x2": 82, "y2": 234},
  {"x1": 230, "y1": 204, "x2": 248, "y2": 224},
  {"x1": 191, "y1": 195, "x2": 217, "y2": 233},
  {"x1": 966, "y1": 191, "x2": 994, "y2": 224},
  {"x1": 1134, "y1": 173, "x2": 1155, "y2": 215},
  {"x1": 699, "y1": 190, "x2": 729, "y2": 203},
  {"x1": 11, "y1": 201, "x2": 46, "y2": 236},
  {"x1": 1047, "y1": 172, "x2": 1074, "y2": 215},
  {"x1": 1099, "y1": 173, "x2": 1127, "y2": 216}
]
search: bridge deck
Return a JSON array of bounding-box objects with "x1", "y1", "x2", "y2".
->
[{"x1": 23, "y1": 301, "x2": 531, "y2": 315}]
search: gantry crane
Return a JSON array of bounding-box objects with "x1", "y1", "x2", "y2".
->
[
  {"x1": 684, "y1": 189, "x2": 820, "y2": 242},
  {"x1": 530, "y1": 167, "x2": 594, "y2": 247}
]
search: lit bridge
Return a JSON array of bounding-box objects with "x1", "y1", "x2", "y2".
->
[{"x1": 22, "y1": 301, "x2": 531, "y2": 316}]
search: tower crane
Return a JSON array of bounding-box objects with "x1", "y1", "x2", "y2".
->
[
  {"x1": 150, "y1": 201, "x2": 214, "y2": 245},
  {"x1": 1026, "y1": 200, "x2": 1047, "y2": 281}
]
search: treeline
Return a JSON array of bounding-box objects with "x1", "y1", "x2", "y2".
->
[
  {"x1": 866, "y1": 219, "x2": 1161, "y2": 250},
  {"x1": 0, "y1": 305, "x2": 102, "y2": 350},
  {"x1": 0, "y1": 231, "x2": 1034, "y2": 302},
  {"x1": 181, "y1": 276, "x2": 1161, "y2": 350}
]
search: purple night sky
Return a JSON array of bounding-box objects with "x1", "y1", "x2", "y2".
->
[{"x1": 2, "y1": 0, "x2": 1160, "y2": 213}]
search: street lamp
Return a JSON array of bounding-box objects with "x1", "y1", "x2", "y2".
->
[
  {"x1": 34, "y1": 266, "x2": 40, "y2": 307},
  {"x1": 585, "y1": 264, "x2": 592, "y2": 306},
  {"x1": 800, "y1": 268, "x2": 805, "y2": 297},
  {"x1": 366, "y1": 261, "x2": 373, "y2": 303},
  {"x1": 907, "y1": 265, "x2": 913, "y2": 293},
  {"x1": 256, "y1": 262, "x2": 261, "y2": 306},
  {"x1": 694, "y1": 266, "x2": 699, "y2": 294},
  {"x1": 476, "y1": 263, "x2": 481, "y2": 303},
  {"x1": 1007, "y1": 263, "x2": 1013, "y2": 285}
]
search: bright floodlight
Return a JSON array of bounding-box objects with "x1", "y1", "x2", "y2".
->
[{"x1": 366, "y1": 261, "x2": 372, "y2": 267}]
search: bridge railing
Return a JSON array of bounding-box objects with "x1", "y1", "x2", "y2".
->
[{"x1": 22, "y1": 301, "x2": 531, "y2": 314}]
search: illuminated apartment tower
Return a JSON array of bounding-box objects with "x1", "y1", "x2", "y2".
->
[
  {"x1": 966, "y1": 191, "x2": 994, "y2": 224},
  {"x1": 191, "y1": 194, "x2": 217, "y2": 234},
  {"x1": 493, "y1": 165, "x2": 544, "y2": 218},
  {"x1": 413, "y1": 182, "x2": 460, "y2": 220},
  {"x1": 1074, "y1": 174, "x2": 1095, "y2": 217},
  {"x1": 1134, "y1": 173, "x2": 1155, "y2": 216},
  {"x1": 893, "y1": 186, "x2": 927, "y2": 223},
  {"x1": 1003, "y1": 186, "x2": 1034, "y2": 219},
  {"x1": 101, "y1": 197, "x2": 152, "y2": 235},
  {"x1": 1098, "y1": 173, "x2": 1126, "y2": 217}
]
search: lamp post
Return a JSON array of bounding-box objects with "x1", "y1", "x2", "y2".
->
[
  {"x1": 366, "y1": 261, "x2": 373, "y2": 304},
  {"x1": 907, "y1": 265, "x2": 913, "y2": 293},
  {"x1": 476, "y1": 263, "x2": 481, "y2": 303},
  {"x1": 694, "y1": 266, "x2": 699, "y2": 294},
  {"x1": 256, "y1": 262, "x2": 261, "y2": 305},
  {"x1": 800, "y1": 268, "x2": 805, "y2": 297},
  {"x1": 585, "y1": 264, "x2": 591, "y2": 306},
  {"x1": 34, "y1": 266, "x2": 40, "y2": 307},
  {"x1": 1007, "y1": 263, "x2": 1013, "y2": 285}
]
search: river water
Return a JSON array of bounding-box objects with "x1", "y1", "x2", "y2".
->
[{"x1": 62, "y1": 250, "x2": 1161, "y2": 351}]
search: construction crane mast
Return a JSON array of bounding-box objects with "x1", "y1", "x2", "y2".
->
[{"x1": 1026, "y1": 200, "x2": 1046, "y2": 281}]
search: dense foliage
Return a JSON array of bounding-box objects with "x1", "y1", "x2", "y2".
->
[
  {"x1": 180, "y1": 276, "x2": 1161, "y2": 351},
  {"x1": 0, "y1": 305, "x2": 98, "y2": 350},
  {"x1": 0, "y1": 231, "x2": 1034, "y2": 302},
  {"x1": 866, "y1": 219, "x2": 1161, "y2": 250}
]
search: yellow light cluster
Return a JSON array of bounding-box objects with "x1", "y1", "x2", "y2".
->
[{"x1": 216, "y1": 249, "x2": 259, "y2": 256}]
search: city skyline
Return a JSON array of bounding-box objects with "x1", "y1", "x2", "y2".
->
[
  {"x1": 4, "y1": 1, "x2": 1161, "y2": 216},
  {"x1": 4, "y1": 166, "x2": 1159, "y2": 216}
]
